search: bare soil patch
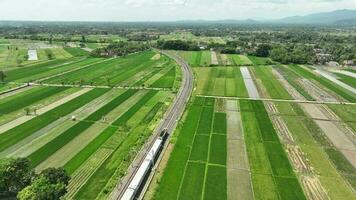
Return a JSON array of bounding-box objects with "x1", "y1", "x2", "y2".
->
[
  {"x1": 298, "y1": 79, "x2": 339, "y2": 102},
  {"x1": 301, "y1": 176, "x2": 329, "y2": 200},
  {"x1": 272, "y1": 68, "x2": 305, "y2": 100}
]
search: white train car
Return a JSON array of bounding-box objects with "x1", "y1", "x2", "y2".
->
[{"x1": 120, "y1": 138, "x2": 163, "y2": 200}]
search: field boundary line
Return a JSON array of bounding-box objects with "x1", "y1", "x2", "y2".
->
[
  {"x1": 196, "y1": 95, "x2": 356, "y2": 105},
  {"x1": 3, "y1": 82, "x2": 171, "y2": 91},
  {"x1": 176, "y1": 106, "x2": 204, "y2": 200},
  {"x1": 201, "y1": 104, "x2": 215, "y2": 200}
]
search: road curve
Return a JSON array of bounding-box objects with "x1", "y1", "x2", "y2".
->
[{"x1": 110, "y1": 50, "x2": 194, "y2": 200}]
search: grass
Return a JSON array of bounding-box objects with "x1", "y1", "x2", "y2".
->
[
  {"x1": 247, "y1": 56, "x2": 271, "y2": 65},
  {"x1": 197, "y1": 106, "x2": 214, "y2": 134},
  {"x1": 252, "y1": 174, "x2": 279, "y2": 200},
  {"x1": 64, "y1": 126, "x2": 118, "y2": 174},
  {"x1": 251, "y1": 66, "x2": 292, "y2": 100},
  {"x1": 228, "y1": 54, "x2": 253, "y2": 66},
  {"x1": 190, "y1": 135, "x2": 209, "y2": 162},
  {"x1": 345, "y1": 69, "x2": 356, "y2": 73},
  {"x1": 213, "y1": 113, "x2": 226, "y2": 134},
  {"x1": 28, "y1": 90, "x2": 137, "y2": 167},
  {"x1": 239, "y1": 100, "x2": 306, "y2": 200},
  {"x1": 112, "y1": 90, "x2": 158, "y2": 126},
  {"x1": 4, "y1": 57, "x2": 103, "y2": 83},
  {"x1": 154, "y1": 105, "x2": 203, "y2": 200},
  {"x1": 64, "y1": 48, "x2": 90, "y2": 57},
  {"x1": 0, "y1": 88, "x2": 108, "y2": 153},
  {"x1": 175, "y1": 51, "x2": 201, "y2": 67},
  {"x1": 45, "y1": 51, "x2": 167, "y2": 87},
  {"x1": 200, "y1": 51, "x2": 211, "y2": 67},
  {"x1": 275, "y1": 65, "x2": 314, "y2": 101},
  {"x1": 280, "y1": 103, "x2": 356, "y2": 198},
  {"x1": 209, "y1": 134, "x2": 227, "y2": 165},
  {"x1": 73, "y1": 92, "x2": 165, "y2": 199},
  {"x1": 179, "y1": 162, "x2": 206, "y2": 200},
  {"x1": 334, "y1": 72, "x2": 356, "y2": 88},
  {"x1": 203, "y1": 165, "x2": 227, "y2": 200},
  {"x1": 151, "y1": 66, "x2": 176, "y2": 88},
  {"x1": 195, "y1": 67, "x2": 248, "y2": 98},
  {"x1": 275, "y1": 177, "x2": 306, "y2": 200},
  {"x1": 0, "y1": 86, "x2": 67, "y2": 115},
  {"x1": 155, "y1": 97, "x2": 228, "y2": 200},
  {"x1": 288, "y1": 64, "x2": 356, "y2": 102}
]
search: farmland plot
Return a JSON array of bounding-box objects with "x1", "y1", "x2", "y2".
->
[
  {"x1": 228, "y1": 54, "x2": 253, "y2": 66},
  {"x1": 154, "y1": 97, "x2": 228, "y2": 200},
  {"x1": 0, "y1": 88, "x2": 109, "y2": 152},
  {"x1": 194, "y1": 67, "x2": 248, "y2": 97},
  {"x1": 0, "y1": 86, "x2": 81, "y2": 126},
  {"x1": 250, "y1": 65, "x2": 292, "y2": 100},
  {"x1": 71, "y1": 90, "x2": 171, "y2": 199},
  {"x1": 3, "y1": 57, "x2": 103, "y2": 83},
  {"x1": 287, "y1": 65, "x2": 356, "y2": 102},
  {"x1": 174, "y1": 51, "x2": 201, "y2": 67},
  {"x1": 247, "y1": 56, "x2": 272, "y2": 65},
  {"x1": 45, "y1": 51, "x2": 177, "y2": 89},
  {"x1": 200, "y1": 51, "x2": 211, "y2": 67},
  {"x1": 239, "y1": 100, "x2": 306, "y2": 200}
]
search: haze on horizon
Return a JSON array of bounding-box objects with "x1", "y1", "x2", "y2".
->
[{"x1": 1, "y1": 0, "x2": 356, "y2": 22}]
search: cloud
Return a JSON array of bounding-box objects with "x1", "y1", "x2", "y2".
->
[{"x1": 0, "y1": 0, "x2": 355, "y2": 21}]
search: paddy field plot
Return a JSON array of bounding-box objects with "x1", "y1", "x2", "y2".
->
[
  {"x1": 153, "y1": 97, "x2": 228, "y2": 200},
  {"x1": 194, "y1": 67, "x2": 248, "y2": 97},
  {"x1": 45, "y1": 51, "x2": 179, "y2": 89},
  {"x1": 228, "y1": 54, "x2": 253, "y2": 66},
  {"x1": 286, "y1": 64, "x2": 356, "y2": 102},
  {"x1": 247, "y1": 56, "x2": 272, "y2": 65},
  {"x1": 174, "y1": 51, "x2": 202, "y2": 67},
  {"x1": 250, "y1": 65, "x2": 292, "y2": 100},
  {"x1": 2, "y1": 57, "x2": 104, "y2": 83},
  {"x1": 332, "y1": 72, "x2": 356, "y2": 89},
  {"x1": 174, "y1": 50, "x2": 211, "y2": 67},
  {"x1": 0, "y1": 86, "x2": 174, "y2": 199}
]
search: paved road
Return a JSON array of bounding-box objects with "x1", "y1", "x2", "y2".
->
[{"x1": 111, "y1": 50, "x2": 194, "y2": 200}]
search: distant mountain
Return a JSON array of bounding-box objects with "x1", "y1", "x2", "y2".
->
[{"x1": 276, "y1": 9, "x2": 356, "y2": 24}]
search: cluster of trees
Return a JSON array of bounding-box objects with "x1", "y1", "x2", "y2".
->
[
  {"x1": 91, "y1": 41, "x2": 150, "y2": 57},
  {"x1": 0, "y1": 158, "x2": 70, "y2": 200},
  {"x1": 269, "y1": 44, "x2": 314, "y2": 64},
  {"x1": 156, "y1": 40, "x2": 200, "y2": 51}
]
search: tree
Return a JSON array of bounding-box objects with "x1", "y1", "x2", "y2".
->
[
  {"x1": 255, "y1": 44, "x2": 271, "y2": 57},
  {"x1": 0, "y1": 71, "x2": 6, "y2": 82},
  {"x1": 0, "y1": 158, "x2": 34, "y2": 196},
  {"x1": 39, "y1": 168, "x2": 69, "y2": 185},
  {"x1": 17, "y1": 168, "x2": 70, "y2": 200},
  {"x1": 17, "y1": 177, "x2": 67, "y2": 200}
]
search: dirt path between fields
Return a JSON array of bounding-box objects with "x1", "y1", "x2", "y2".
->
[
  {"x1": 0, "y1": 85, "x2": 32, "y2": 100},
  {"x1": 226, "y1": 99, "x2": 254, "y2": 200},
  {"x1": 211, "y1": 50, "x2": 219, "y2": 65},
  {"x1": 0, "y1": 88, "x2": 92, "y2": 134}
]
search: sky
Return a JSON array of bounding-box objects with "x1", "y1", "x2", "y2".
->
[{"x1": 0, "y1": 0, "x2": 356, "y2": 21}]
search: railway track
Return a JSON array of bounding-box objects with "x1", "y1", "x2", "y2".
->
[{"x1": 110, "y1": 50, "x2": 194, "y2": 200}]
